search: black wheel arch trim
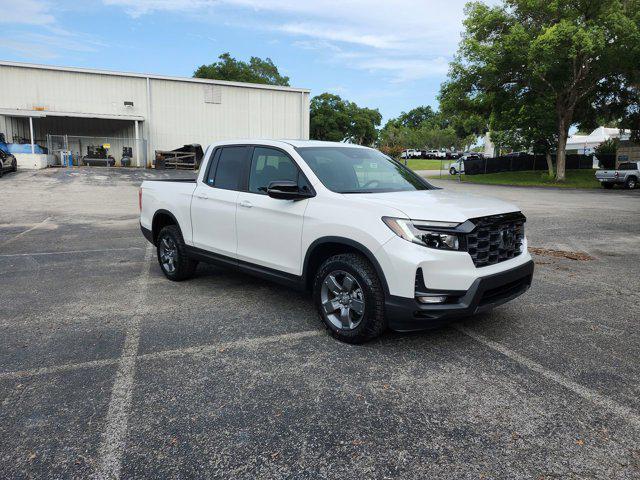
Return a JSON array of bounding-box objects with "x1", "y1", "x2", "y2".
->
[
  {"x1": 151, "y1": 209, "x2": 182, "y2": 245},
  {"x1": 302, "y1": 236, "x2": 390, "y2": 297}
]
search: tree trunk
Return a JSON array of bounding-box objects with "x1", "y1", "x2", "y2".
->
[
  {"x1": 545, "y1": 151, "x2": 553, "y2": 176},
  {"x1": 555, "y1": 114, "x2": 572, "y2": 181}
]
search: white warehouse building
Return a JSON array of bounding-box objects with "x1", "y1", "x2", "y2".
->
[{"x1": 0, "y1": 61, "x2": 310, "y2": 169}]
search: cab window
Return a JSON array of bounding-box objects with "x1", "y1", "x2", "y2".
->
[{"x1": 248, "y1": 147, "x2": 300, "y2": 194}]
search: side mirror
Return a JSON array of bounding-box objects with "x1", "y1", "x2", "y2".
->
[{"x1": 266, "y1": 180, "x2": 313, "y2": 200}]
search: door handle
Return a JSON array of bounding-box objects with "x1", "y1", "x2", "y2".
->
[
  {"x1": 239, "y1": 200, "x2": 253, "y2": 208},
  {"x1": 196, "y1": 193, "x2": 209, "y2": 200}
]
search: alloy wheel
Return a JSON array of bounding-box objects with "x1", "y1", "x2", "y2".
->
[
  {"x1": 159, "y1": 236, "x2": 178, "y2": 273},
  {"x1": 320, "y1": 270, "x2": 365, "y2": 330}
]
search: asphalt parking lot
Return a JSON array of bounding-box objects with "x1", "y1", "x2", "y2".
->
[{"x1": 1, "y1": 167, "x2": 639, "y2": 479}]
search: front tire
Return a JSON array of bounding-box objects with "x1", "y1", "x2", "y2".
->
[
  {"x1": 156, "y1": 225, "x2": 198, "y2": 281},
  {"x1": 313, "y1": 253, "x2": 386, "y2": 344},
  {"x1": 625, "y1": 177, "x2": 637, "y2": 189},
  {"x1": 449, "y1": 167, "x2": 456, "y2": 175}
]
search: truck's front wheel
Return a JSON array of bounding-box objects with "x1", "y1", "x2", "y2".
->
[
  {"x1": 313, "y1": 253, "x2": 387, "y2": 344},
  {"x1": 156, "y1": 225, "x2": 198, "y2": 281}
]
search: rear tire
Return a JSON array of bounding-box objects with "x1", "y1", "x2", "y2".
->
[
  {"x1": 625, "y1": 176, "x2": 637, "y2": 189},
  {"x1": 313, "y1": 253, "x2": 387, "y2": 344},
  {"x1": 156, "y1": 225, "x2": 198, "y2": 281},
  {"x1": 602, "y1": 183, "x2": 614, "y2": 189}
]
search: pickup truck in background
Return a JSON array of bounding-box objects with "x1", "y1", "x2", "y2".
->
[
  {"x1": 400, "y1": 149, "x2": 422, "y2": 160},
  {"x1": 139, "y1": 140, "x2": 534, "y2": 343},
  {"x1": 595, "y1": 161, "x2": 639, "y2": 189}
]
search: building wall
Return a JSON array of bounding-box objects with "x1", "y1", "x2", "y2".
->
[
  {"x1": 148, "y1": 78, "x2": 309, "y2": 151},
  {"x1": 0, "y1": 115, "x2": 30, "y2": 143},
  {"x1": 617, "y1": 141, "x2": 640, "y2": 166},
  {"x1": 0, "y1": 65, "x2": 148, "y2": 119},
  {"x1": 0, "y1": 63, "x2": 310, "y2": 159}
]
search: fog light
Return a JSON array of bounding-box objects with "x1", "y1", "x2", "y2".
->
[{"x1": 417, "y1": 295, "x2": 447, "y2": 304}]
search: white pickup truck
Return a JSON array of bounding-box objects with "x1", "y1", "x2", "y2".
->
[
  {"x1": 400, "y1": 149, "x2": 423, "y2": 160},
  {"x1": 140, "y1": 140, "x2": 533, "y2": 343}
]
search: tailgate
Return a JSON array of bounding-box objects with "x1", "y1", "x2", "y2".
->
[{"x1": 595, "y1": 170, "x2": 617, "y2": 180}]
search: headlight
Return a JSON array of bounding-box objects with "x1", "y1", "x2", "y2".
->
[{"x1": 382, "y1": 217, "x2": 460, "y2": 251}]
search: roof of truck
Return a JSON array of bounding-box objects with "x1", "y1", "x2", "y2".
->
[{"x1": 210, "y1": 139, "x2": 370, "y2": 149}]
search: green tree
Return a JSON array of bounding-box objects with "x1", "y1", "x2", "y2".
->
[
  {"x1": 490, "y1": 90, "x2": 558, "y2": 175},
  {"x1": 310, "y1": 93, "x2": 382, "y2": 145},
  {"x1": 194, "y1": 53, "x2": 290, "y2": 86},
  {"x1": 347, "y1": 103, "x2": 382, "y2": 145},
  {"x1": 389, "y1": 106, "x2": 438, "y2": 130},
  {"x1": 441, "y1": 0, "x2": 640, "y2": 181},
  {"x1": 310, "y1": 93, "x2": 351, "y2": 142}
]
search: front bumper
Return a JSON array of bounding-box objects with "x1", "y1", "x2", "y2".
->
[{"x1": 385, "y1": 260, "x2": 534, "y2": 332}]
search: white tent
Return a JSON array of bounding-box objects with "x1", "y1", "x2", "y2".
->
[{"x1": 566, "y1": 127, "x2": 621, "y2": 154}]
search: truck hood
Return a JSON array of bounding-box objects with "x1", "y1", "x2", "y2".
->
[{"x1": 348, "y1": 189, "x2": 521, "y2": 222}]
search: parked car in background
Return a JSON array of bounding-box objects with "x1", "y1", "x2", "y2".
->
[
  {"x1": 449, "y1": 153, "x2": 482, "y2": 175},
  {"x1": 400, "y1": 149, "x2": 422, "y2": 160},
  {"x1": 449, "y1": 159, "x2": 464, "y2": 175},
  {"x1": 0, "y1": 151, "x2": 17, "y2": 177},
  {"x1": 504, "y1": 151, "x2": 528, "y2": 158},
  {"x1": 595, "y1": 161, "x2": 639, "y2": 189},
  {"x1": 423, "y1": 149, "x2": 446, "y2": 159},
  {"x1": 140, "y1": 140, "x2": 533, "y2": 343}
]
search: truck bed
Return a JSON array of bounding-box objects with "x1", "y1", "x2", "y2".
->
[{"x1": 140, "y1": 179, "x2": 198, "y2": 244}]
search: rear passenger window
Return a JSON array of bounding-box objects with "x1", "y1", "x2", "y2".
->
[{"x1": 213, "y1": 147, "x2": 248, "y2": 190}]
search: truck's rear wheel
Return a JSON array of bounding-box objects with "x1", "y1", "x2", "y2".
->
[
  {"x1": 313, "y1": 253, "x2": 386, "y2": 344},
  {"x1": 156, "y1": 225, "x2": 198, "y2": 281}
]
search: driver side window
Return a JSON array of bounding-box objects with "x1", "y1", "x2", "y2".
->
[{"x1": 248, "y1": 147, "x2": 299, "y2": 194}]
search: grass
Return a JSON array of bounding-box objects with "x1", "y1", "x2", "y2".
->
[
  {"x1": 427, "y1": 169, "x2": 601, "y2": 189},
  {"x1": 405, "y1": 159, "x2": 450, "y2": 171}
]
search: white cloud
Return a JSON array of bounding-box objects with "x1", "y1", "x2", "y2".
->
[
  {"x1": 103, "y1": 0, "x2": 216, "y2": 17},
  {"x1": 0, "y1": 0, "x2": 55, "y2": 25},
  {"x1": 101, "y1": 0, "x2": 477, "y2": 83},
  {"x1": 0, "y1": 0, "x2": 109, "y2": 59}
]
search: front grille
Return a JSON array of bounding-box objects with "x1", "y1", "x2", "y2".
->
[{"x1": 463, "y1": 213, "x2": 525, "y2": 268}]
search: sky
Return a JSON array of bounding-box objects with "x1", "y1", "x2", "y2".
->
[{"x1": 0, "y1": 0, "x2": 484, "y2": 123}]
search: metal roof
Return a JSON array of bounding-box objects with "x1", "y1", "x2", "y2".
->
[
  {"x1": 0, "y1": 108, "x2": 144, "y2": 121},
  {"x1": 0, "y1": 60, "x2": 310, "y2": 94}
]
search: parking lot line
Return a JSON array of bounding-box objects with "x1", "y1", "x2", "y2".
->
[
  {"x1": 141, "y1": 329, "x2": 323, "y2": 362},
  {"x1": 94, "y1": 244, "x2": 153, "y2": 480},
  {"x1": 0, "y1": 247, "x2": 144, "y2": 258},
  {"x1": 0, "y1": 217, "x2": 52, "y2": 247},
  {"x1": 0, "y1": 357, "x2": 119, "y2": 381},
  {"x1": 0, "y1": 330, "x2": 323, "y2": 383},
  {"x1": 456, "y1": 325, "x2": 640, "y2": 430}
]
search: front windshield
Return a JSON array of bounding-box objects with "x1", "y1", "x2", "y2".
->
[{"x1": 296, "y1": 146, "x2": 434, "y2": 193}]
